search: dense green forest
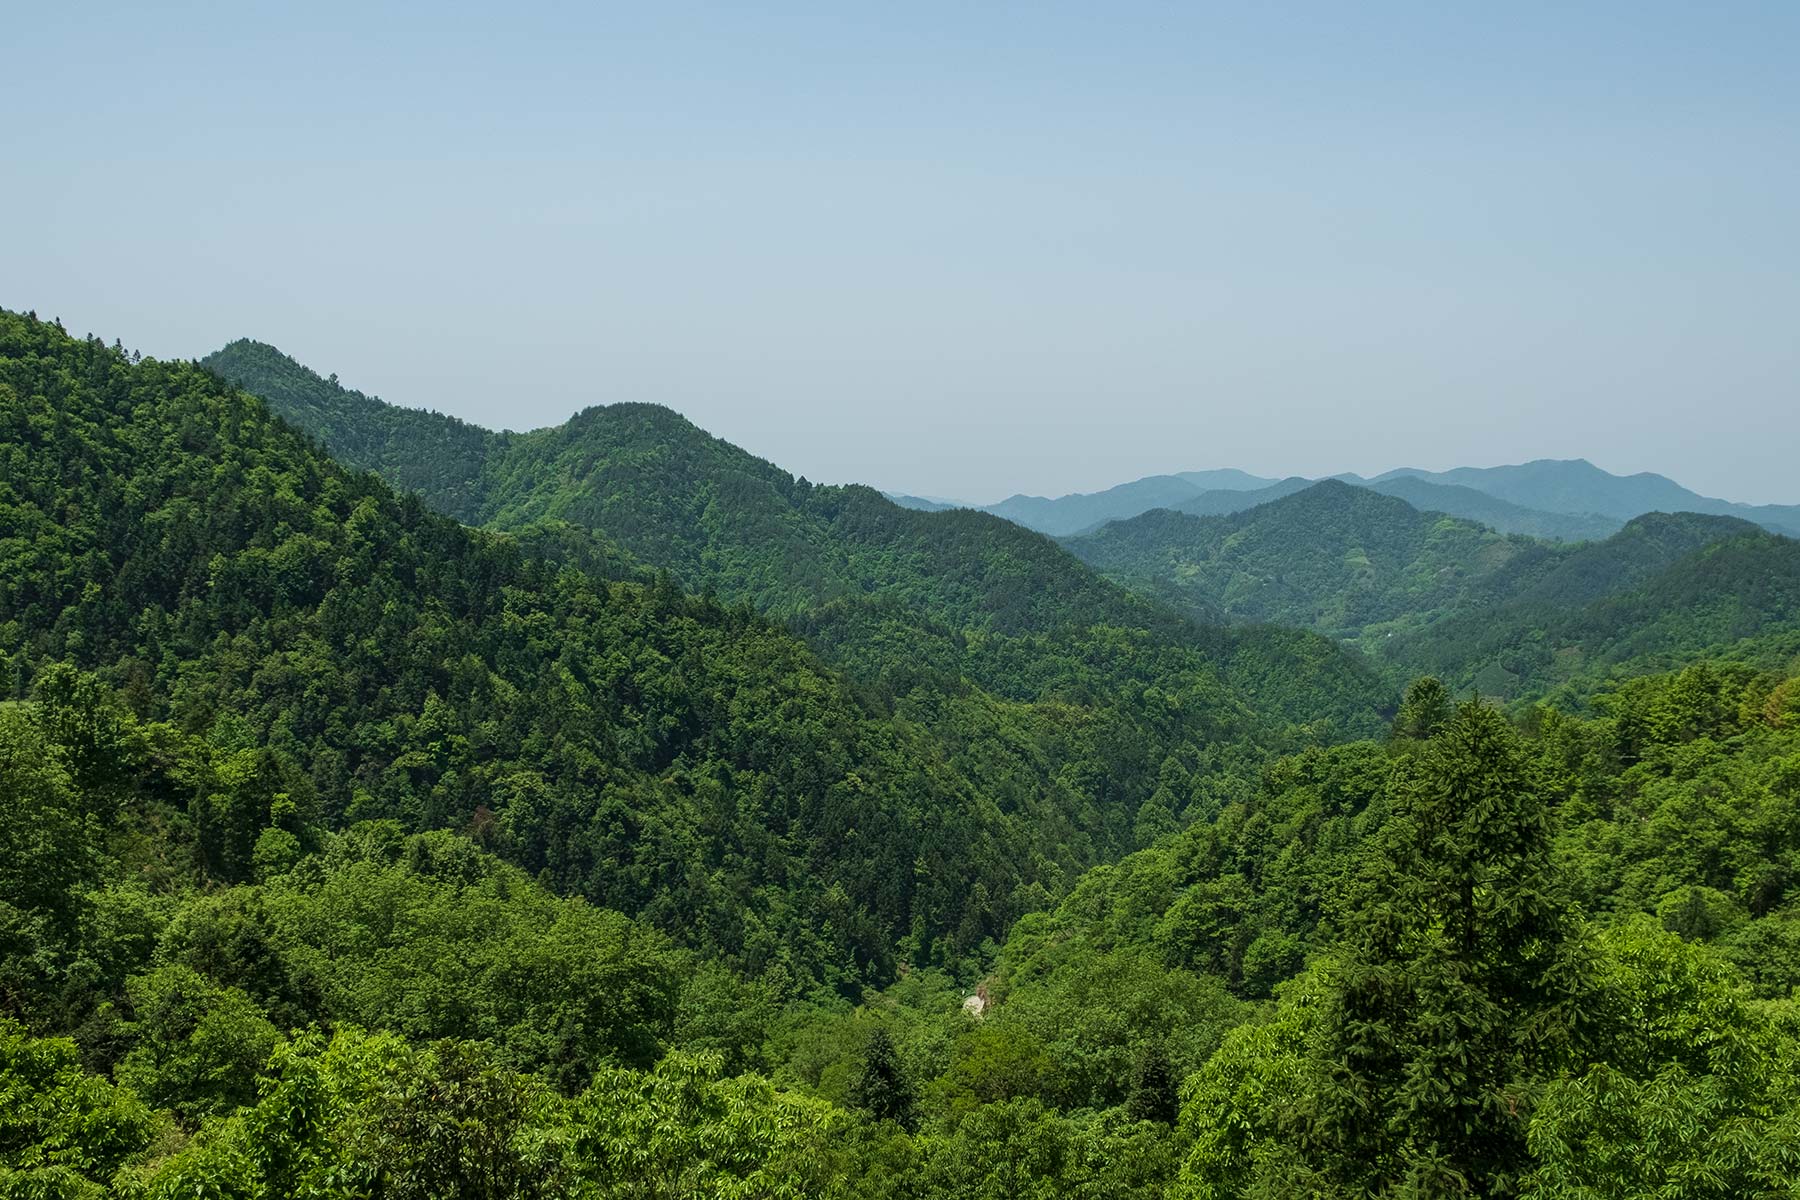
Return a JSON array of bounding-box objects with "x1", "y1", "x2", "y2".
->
[
  {"x1": 1067, "y1": 482, "x2": 1800, "y2": 702},
  {"x1": 202, "y1": 339, "x2": 1389, "y2": 739},
  {"x1": 8, "y1": 310, "x2": 1800, "y2": 1196}
]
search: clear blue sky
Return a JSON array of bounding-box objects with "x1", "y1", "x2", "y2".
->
[{"x1": 6, "y1": 1, "x2": 1797, "y2": 503}]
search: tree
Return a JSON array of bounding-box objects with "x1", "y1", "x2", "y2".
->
[
  {"x1": 1127, "y1": 1042, "x2": 1178, "y2": 1124},
  {"x1": 849, "y1": 1027, "x2": 917, "y2": 1130},
  {"x1": 1179, "y1": 701, "x2": 1590, "y2": 1199},
  {"x1": 1391, "y1": 676, "x2": 1452, "y2": 743}
]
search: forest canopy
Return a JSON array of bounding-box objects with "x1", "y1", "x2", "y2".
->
[{"x1": 5, "y1": 311, "x2": 1800, "y2": 1196}]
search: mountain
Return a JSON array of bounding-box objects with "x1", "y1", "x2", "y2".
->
[
  {"x1": 1174, "y1": 468, "x2": 1279, "y2": 491},
  {"x1": 1388, "y1": 512, "x2": 1800, "y2": 698},
  {"x1": 1065, "y1": 479, "x2": 1800, "y2": 702},
  {"x1": 982, "y1": 474, "x2": 1261, "y2": 537},
  {"x1": 884, "y1": 491, "x2": 962, "y2": 512},
  {"x1": 204, "y1": 338, "x2": 1391, "y2": 738},
  {"x1": 928, "y1": 457, "x2": 1796, "y2": 544},
  {"x1": 1377, "y1": 458, "x2": 1800, "y2": 537},
  {"x1": 14, "y1": 312, "x2": 1800, "y2": 1197},
  {"x1": 9, "y1": 311, "x2": 1144, "y2": 983},
  {"x1": 1359, "y1": 475, "x2": 1622, "y2": 541},
  {"x1": 1066, "y1": 480, "x2": 1539, "y2": 640},
  {"x1": 1169, "y1": 476, "x2": 1317, "y2": 518}
]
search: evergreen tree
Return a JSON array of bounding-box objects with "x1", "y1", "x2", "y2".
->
[
  {"x1": 849, "y1": 1027, "x2": 917, "y2": 1130},
  {"x1": 1391, "y1": 675, "x2": 1453, "y2": 743},
  {"x1": 1310, "y1": 700, "x2": 1588, "y2": 1197},
  {"x1": 1126, "y1": 1042, "x2": 1179, "y2": 1124}
]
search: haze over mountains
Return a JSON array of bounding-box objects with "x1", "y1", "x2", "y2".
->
[{"x1": 901, "y1": 459, "x2": 1800, "y2": 542}]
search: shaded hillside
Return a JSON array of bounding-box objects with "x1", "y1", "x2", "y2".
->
[
  {"x1": 207, "y1": 338, "x2": 500, "y2": 523},
  {"x1": 1067, "y1": 482, "x2": 1800, "y2": 704},
  {"x1": 1391, "y1": 515, "x2": 1800, "y2": 698}
]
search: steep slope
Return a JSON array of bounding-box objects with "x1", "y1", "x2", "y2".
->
[
  {"x1": 1066, "y1": 481, "x2": 1537, "y2": 641},
  {"x1": 7, "y1": 311, "x2": 1271, "y2": 987},
  {"x1": 1378, "y1": 459, "x2": 1800, "y2": 536},
  {"x1": 207, "y1": 338, "x2": 500, "y2": 523},
  {"x1": 201, "y1": 339, "x2": 1392, "y2": 738}
]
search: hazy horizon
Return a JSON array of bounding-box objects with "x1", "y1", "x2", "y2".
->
[{"x1": 7, "y1": 2, "x2": 1797, "y2": 503}]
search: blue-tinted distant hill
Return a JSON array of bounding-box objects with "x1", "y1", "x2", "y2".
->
[
  {"x1": 944, "y1": 458, "x2": 1794, "y2": 543},
  {"x1": 1375, "y1": 459, "x2": 1800, "y2": 537},
  {"x1": 982, "y1": 471, "x2": 1279, "y2": 536}
]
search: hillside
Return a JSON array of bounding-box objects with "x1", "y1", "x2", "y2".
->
[
  {"x1": 203, "y1": 338, "x2": 1391, "y2": 738},
  {"x1": 1066, "y1": 482, "x2": 1800, "y2": 703},
  {"x1": 1390, "y1": 514, "x2": 1800, "y2": 698},
  {"x1": 9, "y1": 313, "x2": 1800, "y2": 1196},
  {"x1": 7, "y1": 310, "x2": 1263, "y2": 991},
  {"x1": 1360, "y1": 474, "x2": 1621, "y2": 541},
  {"x1": 1066, "y1": 480, "x2": 1539, "y2": 641}
]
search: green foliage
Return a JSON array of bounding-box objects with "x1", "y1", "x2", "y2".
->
[
  {"x1": 850, "y1": 1027, "x2": 918, "y2": 1130},
  {"x1": 7, "y1": 312, "x2": 1220, "y2": 987},
  {"x1": 1067, "y1": 480, "x2": 1539, "y2": 641},
  {"x1": 1524, "y1": 919, "x2": 1800, "y2": 1200},
  {"x1": 0, "y1": 1020, "x2": 158, "y2": 1195},
  {"x1": 1069, "y1": 479, "x2": 1800, "y2": 705},
  {"x1": 8, "y1": 312, "x2": 1800, "y2": 1195}
]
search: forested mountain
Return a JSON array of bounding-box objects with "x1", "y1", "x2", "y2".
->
[
  {"x1": 1066, "y1": 480, "x2": 1537, "y2": 638},
  {"x1": 12, "y1": 553, "x2": 1800, "y2": 1195},
  {"x1": 9, "y1": 312, "x2": 1144, "y2": 988},
  {"x1": 1066, "y1": 483, "x2": 1800, "y2": 704},
  {"x1": 1395, "y1": 515, "x2": 1800, "y2": 700},
  {"x1": 3, "y1": 311, "x2": 1800, "y2": 1197},
  {"x1": 1358, "y1": 474, "x2": 1623, "y2": 541},
  {"x1": 203, "y1": 337, "x2": 1391, "y2": 742}
]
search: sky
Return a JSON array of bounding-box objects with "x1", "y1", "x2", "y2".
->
[{"x1": 5, "y1": 1, "x2": 1797, "y2": 504}]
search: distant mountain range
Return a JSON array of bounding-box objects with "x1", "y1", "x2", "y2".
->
[
  {"x1": 893, "y1": 460, "x2": 1800, "y2": 542},
  {"x1": 1066, "y1": 479, "x2": 1800, "y2": 700}
]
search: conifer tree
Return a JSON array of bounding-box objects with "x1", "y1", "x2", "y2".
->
[
  {"x1": 1311, "y1": 700, "x2": 1587, "y2": 1197},
  {"x1": 850, "y1": 1026, "x2": 918, "y2": 1131}
]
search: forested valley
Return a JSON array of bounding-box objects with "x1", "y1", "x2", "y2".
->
[{"x1": 7, "y1": 310, "x2": 1800, "y2": 1197}]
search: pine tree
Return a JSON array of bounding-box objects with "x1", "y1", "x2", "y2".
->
[
  {"x1": 1391, "y1": 676, "x2": 1453, "y2": 743},
  {"x1": 849, "y1": 1027, "x2": 917, "y2": 1130},
  {"x1": 1311, "y1": 700, "x2": 1587, "y2": 1197}
]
